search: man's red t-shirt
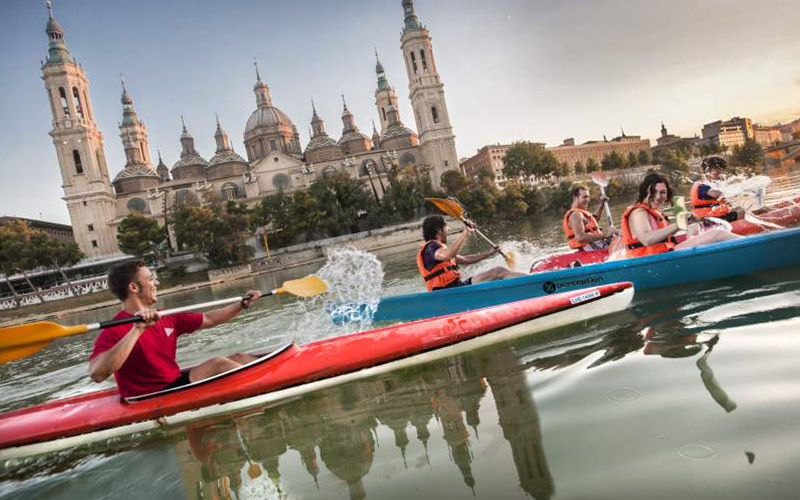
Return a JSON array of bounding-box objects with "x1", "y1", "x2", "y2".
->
[{"x1": 89, "y1": 311, "x2": 204, "y2": 398}]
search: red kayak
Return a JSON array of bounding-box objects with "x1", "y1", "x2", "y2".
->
[
  {"x1": 0, "y1": 283, "x2": 633, "y2": 459},
  {"x1": 531, "y1": 196, "x2": 800, "y2": 272}
]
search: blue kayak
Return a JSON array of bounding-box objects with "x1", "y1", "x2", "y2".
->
[{"x1": 373, "y1": 226, "x2": 800, "y2": 323}]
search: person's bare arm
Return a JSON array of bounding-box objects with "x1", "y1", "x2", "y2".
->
[
  {"x1": 456, "y1": 247, "x2": 498, "y2": 265},
  {"x1": 593, "y1": 196, "x2": 608, "y2": 221},
  {"x1": 88, "y1": 310, "x2": 157, "y2": 383},
  {"x1": 200, "y1": 290, "x2": 262, "y2": 329},
  {"x1": 433, "y1": 228, "x2": 472, "y2": 262},
  {"x1": 629, "y1": 209, "x2": 677, "y2": 247}
]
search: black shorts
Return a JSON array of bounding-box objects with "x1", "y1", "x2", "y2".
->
[
  {"x1": 721, "y1": 212, "x2": 739, "y2": 223},
  {"x1": 434, "y1": 277, "x2": 472, "y2": 291},
  {"x1": 162, "y1": 370, "x2": 191, "y2": 391}
]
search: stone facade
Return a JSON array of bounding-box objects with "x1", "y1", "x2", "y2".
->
[
  {"x1": 41, "y1": 1, "x2": 458, "y2": 260},
  {"x1": 702, "y1": 116, "x2": 754, "y2": 150}
]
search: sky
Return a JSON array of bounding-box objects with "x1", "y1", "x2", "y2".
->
[{"x1": 0, "y1": 0, "x2": 798, "y2": 224}]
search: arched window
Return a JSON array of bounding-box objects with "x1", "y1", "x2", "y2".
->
[
  {"x1": 431, "y1": 106, "x2": 439, "y2": 124},
  {"x1": 58, "y1": 87, "x2": 70, "y2": 117},
  {"x1": 409, "y1": 52, "x2": 418, "y2": 73},
  {"x1": 72, "y1": 87, "x2": 84, "y2": 119},
  {"x1": 420, "y1": 49, "x2": 428, "y2": 70},
  {"x1": 272, "y1": 173, "x2": 290, "y2": 190},
  {"x1": 400, "y1": 152, "x2": 416, "y2": 167},
  {"x1": 221, "y1": 182, "x2": 241, "y2": 200},
  {"x1": 72, "y1": 149, "x2": 83, "y2": 174},
  {"x1": 126, "y1": 197, "x2": 147, "y2": 213},
  {"x1": 175, "y1": 188, "x2": 198, "y2": 207},
  {"x1": 381, "y1": 107, "x2": 387, "y2": 121}
]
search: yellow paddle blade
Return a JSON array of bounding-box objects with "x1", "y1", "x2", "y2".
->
[
  {"x1": 503, "y1": 250, "x2": 516, "y2": 270},
  {"x1": 275, "y1": 275, "x2": 328, "y2": 298},
  {"x1": 426, "y1": 197, "x2": 465, "y2": 219},
  {"x1": 0, "y1": 321, "x2": 90, "y2": 364}
]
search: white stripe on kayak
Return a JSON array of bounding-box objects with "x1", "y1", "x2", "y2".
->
[{"x1": 0, "y1": 286, "x2": 633, "y2": 460}]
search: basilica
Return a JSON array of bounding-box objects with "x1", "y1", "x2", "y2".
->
[{"x1": 41, "y1": 0, "x2": 459, "y2": 260}]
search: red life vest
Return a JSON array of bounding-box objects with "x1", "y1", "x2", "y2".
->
[
  {"x1": 416, "y1": 241, "x2": 461, "y2": 292},
  {"x1": 690, "y1": 182, "x2": 731, "y2": 218},
  {"x1": 621, "y1": 203, "x2": 677, "y2": 258},
  {"x1": 563, "y1": 208, "x2": 601, "y2": 249}
]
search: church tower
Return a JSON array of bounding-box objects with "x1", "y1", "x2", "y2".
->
[
  {"x1": 41, "y1": 2, "x2": 119, "y2": 259},
  {"x1": 374, "y1": 50, "x2": 399, "y2": 135},
  {"x1": 399, "y1": 0, "x2": 458, "y2": 189}
]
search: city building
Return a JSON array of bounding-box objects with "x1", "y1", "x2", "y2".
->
[
  {"x1": 702, "y1": 116, "x2": 754, "y2": 150},
  {"x1": 41, "y1": 1, "x2": 459, "y2": 260},
  {"x1": 651, "y1": 122, "x2": 700, "y2": 157},
  {"x1": 764, "y1": 140, "x2": 800, "y2": 169},
  {"x1": 0, "y1": 216, "x2": 74, "y2": 244},
  {"x1": 461, "y1": 133, "x2": 651, "y2": 188},
  {"x1": 753, "y1": 124, "x2": 782, "y2": 147}
]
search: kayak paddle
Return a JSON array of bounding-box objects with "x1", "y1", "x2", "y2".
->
[
  {"x1": 0, "y1": 275, "x2": 327, "y2": 364},
  {"x1": 426, "y1": 197, "x2": 515, "y2": 268},
  {"x1": 589, "y1": 171, "x2": 615, "y2": 227}
]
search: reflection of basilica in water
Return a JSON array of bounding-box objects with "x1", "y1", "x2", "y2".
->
[{"x1": 171, "y1": 343, "x2": 554, "y2": 499}]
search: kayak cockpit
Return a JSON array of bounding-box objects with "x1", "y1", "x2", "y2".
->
[{"x1": 124, "y1": 341, "x2": 295, "y2": 403}]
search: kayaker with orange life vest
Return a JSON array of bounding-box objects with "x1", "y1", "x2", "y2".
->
[
  {"x1": 690, "y1": 156, "x2": 744, "y2": 222},
  {"x1": 563, "y1": 185, "x2": 619, "y2": 251},
  {"x1": 417, "y1": 215, "x2": 525, "y2": 291},
  {"x1": 621, "y1": 173, "x2": 740, "y2": 259},
  {"x1": 88, "y1": 260, "x2": 262, "y2": 398}
]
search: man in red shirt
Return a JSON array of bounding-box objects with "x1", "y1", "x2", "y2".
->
[{"x1": 89, "y1": 260, "x2": 262, "y2": 398}]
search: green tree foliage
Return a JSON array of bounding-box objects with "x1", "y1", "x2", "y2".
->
[
  {"x1": 638, "y1": 150, "x2": 651, "y2": 165},
  {"x1": 117, "y1": 213, "x2": 166, "y2": 261},
  {"x1": 172, "y1": 199, "x2": 254, "y2": 267},
  {"x1": 502, "y1": 142, "x2": 558, "y2": 182},
  {"x1": 0, "y1": 220, "x2": 48, "y2": 303},
  {"x1": 441, "y1": 170, "x2": 470, "y2": 194},
  {"x1": 732, "y1": 139, "x2": 763, "y2": 172},
  {"x1": 586, "y1": 158, "x2": 599, "y2": 173},
  {"x1": 627, "y1": 151, "x2": 639, "y2": 167},
  {"x1": 29, "y1": 232, "x2": 84, "y2": 295},
  {"x1": 653, "y1": 147, "x2": 690, "y2": 182},
  {"x1": 308, "y1": 173, "x2": 377, "y2": 237},
  {"x1": 574, "y1": 161, "x2": 585, "y2": 174},
  {"x1": 601, "y1": 151, "x2": 626, "y2": 171},
  {"x1": 699, "y1": 141, "x2": 723, "y2": 156}
]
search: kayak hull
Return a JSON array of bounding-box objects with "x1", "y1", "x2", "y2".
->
[
  {"x1": 374, "y1": 226, "x2": 800, "y2": 322},
  {"x1": 0, "y1": 283, "x2": 633, "y2": 459}
]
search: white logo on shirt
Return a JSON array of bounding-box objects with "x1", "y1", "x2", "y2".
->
[{"x1": 165, "y1": 328, "x2": 175, "y2": 337}]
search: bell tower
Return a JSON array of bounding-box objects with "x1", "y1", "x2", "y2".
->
[
  {"x1": 399, "y1": 0, "x2": 458, "y2": 190},
  {"x1": 41, "y1": 2, "x2": 119, "y2": 259}
]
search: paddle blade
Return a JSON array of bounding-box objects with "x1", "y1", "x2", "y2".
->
[
  {"x1": 276, "y1": 276, "x2": 328, "y2": 298},
  {"x1": 426, "y1": 197, "x2": 465, "y2": 219},
  {"x1": 502, "y1": 250, "x2": 515, "y2": 269},
  {"x1": 0, "y1": 321, "x2": 89, "y2": 364},
  {"x1": 590, "y1": 171, "x2": 609, "y2": 187}
]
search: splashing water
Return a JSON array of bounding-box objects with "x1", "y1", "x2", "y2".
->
[{"x1": 291, "y1": 247, "x2": 385, "y2": 340}]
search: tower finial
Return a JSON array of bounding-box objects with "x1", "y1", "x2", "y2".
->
[
  {"x1": 180, "y1": 115, "x2": 187, "y2": 132},
  {"x1": 215, "y1": 112, "x2": 220, "y2": 128},
  {"x1": 254, "y1": 59, "x2": 261, "y2": 82},
  {"x1": 341, "y1": 93, "x2": 348, "y2": 110},
  {"x1": 46, "y1": 1, "x2": 54, "y2": 18},
  {"x1": 311, "y1": 99, "x2": 317, "y2": 114},
  {"x1": 120, "y1": 73, "x2": 126, "y2": 92}
]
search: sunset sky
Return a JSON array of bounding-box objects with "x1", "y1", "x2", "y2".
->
[{"x1": 1, "y1": 0, "x2": 798, "y2": 223}]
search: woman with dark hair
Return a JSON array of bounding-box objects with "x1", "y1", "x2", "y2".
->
[{"x1": 621, "y1": 173, "x2": 740, "y2": 258}]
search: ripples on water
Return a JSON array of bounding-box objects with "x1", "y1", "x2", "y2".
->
[{"x1": 2, "y1": 172, "x2": 800, "y2": 499}]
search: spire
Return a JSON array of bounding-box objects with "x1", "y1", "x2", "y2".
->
[
  {"x1": 341, "y1": 93, "x2": 350, "y2": 115},
  {"x1": 620, "y1": 127, "x2": 626, "y2": 137},
  {"x1": 179, "y1": 116, "x2": 195, "y2": 153},
  {"x1": 252, "y1": 60, "x2": 273, "y2": 108},
  {"x1": 372, "y1": 119, "x2": 381, "y2": 147},
  {"x1": 375, "y1": 49, "x2": 390, "y2": 91},
  {"x1": 214, "y1": 114, "x2": 232, "y2": 152},
  {"x1": 311, "y1": 99, "x2": 320, "y2": 121},
  {"x1": 45, "y1": 1, "x2": 72, "y2": 64},
  {"x1": 341, "y1": 94, "x2": 357, "y2": 133},
  {"x1": 402, "y1": 0, "x2": 421, "y2": 32},
  {"x1": 661, "y1": 121, "x2": 668, "y2": 137}
]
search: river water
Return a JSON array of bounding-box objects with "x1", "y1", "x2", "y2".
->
[{"x1": 1, "y1": 172, "x2": 800, "y2": 499}]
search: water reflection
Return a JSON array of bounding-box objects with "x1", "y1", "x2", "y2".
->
[{"x1": 172, "y1": 341, "x2": 553, "y2": 499}]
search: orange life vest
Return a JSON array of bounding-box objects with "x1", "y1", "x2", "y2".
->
[
  {"x1": 416, "y1": 241, "x2": 461, "y2": 292},
  {"x1": 563, "y1": 208, "x2": 601, "y2": 249},
  {"x1": 621, "y1": 203, "x2": 677, "y2": 258},
  {"x1": 690, "y1": 182, "x2": 731, "y2": 218}
]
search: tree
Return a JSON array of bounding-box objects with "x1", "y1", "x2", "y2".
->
[
  {"x1": 653, "y1": 147, "x2": 690, "y2": 181},
  {"x1": 502, "y1": 142, "x2": 558, "y2": 183},
  {"x1": 627, "y1": 151, "x2": 638, "y2": 167},
  {"x1": 792, "y1": 131, "x2": 800, "y2": 141},
  {"x1": 309, "y1": 173, "x2": 377, "y2": 236},
  {"x1": 0, "y1": 219, "x2": 43, "y2": 303},
  {"x1": 732, "y1": 139, "x2": 763, "y2": 172},
  {"x1": 574, "y1": 161, "x2": 585, "y2": 175},
  {"x1": 586, "y1": 158, "x2": 599, "y2": 173},
  {"x1": 0, "y1": 222, "x2": 24, "y2": 305},
  {"x1": 495, "y1": 184, "x2": 528, "y2": 219},
  {"x1": 30, "y1": 232, "x2": 84, "y2": 296},
  {"x1": 441, "y1": 170, "x2": 470, "y2": 195},
  {"x1": 117, "y1": 213, "x2": 166, "y2": 261},
  {"x1": 601, "y1": 151, "x2": 625, "y2": 171},
  {"x1": 171, "y1": 200, "x2": 255, "y2": 267},
  {"x1": 638, "y1": 150, "x2": 651, "y2": 165}
]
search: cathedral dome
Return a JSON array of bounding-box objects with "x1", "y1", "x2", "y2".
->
[{"x1": 244, "y1": 106, "x2": 296, "y2": 139}]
